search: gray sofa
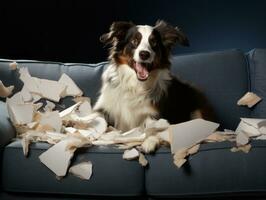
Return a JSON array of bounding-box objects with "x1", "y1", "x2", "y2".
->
[{"x1": 1, "y1": 48, "x2": 266, "y2": 199}]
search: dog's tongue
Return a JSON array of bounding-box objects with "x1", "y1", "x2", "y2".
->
[{"x1": 135, "y1": 62, "x2": 149, "y2": 80}]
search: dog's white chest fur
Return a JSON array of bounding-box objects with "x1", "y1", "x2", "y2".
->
[{"x1": 94, "y1": 64, "x2": 159, "y2": 131}]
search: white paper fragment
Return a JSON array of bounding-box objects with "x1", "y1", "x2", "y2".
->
[
  {"x1": 58, "y1": 73, "x2": 83, "y2": 97},
  {"x1": 19, "y1": 67, "x2": 39, "y2": 94},
  {"x1": 21, "y1": 137, "x2": 30, "y2": 156},
  {"x1": 236, "y1": 131, "x2": 249, "y2": 146},
  {"x1": 19, "y1": 67, "x2": 66, "y2": 102},
  {"x1": 77, "y1": 100, "x2": 92, "y2": 117},
  {"x1": 235, "y1": 118, "x2": 266, "y2": 137},
  {"x1": 9, "y1": 61, "x2": 18, "y2": 70},
  {"x1": 0, "y1": 80, "x2": 14, "y2": 98},
  {"x1": 173, "y1": 148, "x2": 188, "y2": 168},
  {"x1": 169, "y1": 119, "x2": 219, "y2": 153},
  {"x1": 69, "y1": 161, "x2": 93, "y2": 180},
  {"x1": 20, "y1": 86, "x2": 32, "y2": 102},
  {"x1": 59, "y1": 102, "x2": 82, "y2": 118},
  {"x1": 33, "y1": 77, "x2": 66, "y2": 102},
  {"x1": 44, "y1": 100, "x2": 56, "y2": 112},
  {"x1": 40, "y1": 111, "x2": 62, "y2": 132},
  {"x1": 237, "y1": 92, "x2": 262, "y2": 108},
  {"x1": 6, "y1": 100, "x2": 34, "y2": 125},
  {"x1": 138, "y1": 153, "x2": 148, "y2": 167},
  {"x1": 89, "y1": 117, "x2": 107, "y2": 135},
  {"x1": 32, "y1": 94, "x2": 42, "y2": 103},
  {"x1": 39, "y1": 137, "x2": 81, "y2": 177},
  {"x1": 114, "y1": 128, "x2": 145, "y2": 143},
  {"x1": 231, "y1": 144, "x2": 251, "y2": 153},
  {"x1": 255, "y1": 135, "x2": 266, "y2": 140},
  {"x1": 123, "y1": 148, "x2": 140, "y2": 160}
]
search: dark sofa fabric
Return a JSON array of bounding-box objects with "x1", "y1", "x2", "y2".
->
[
  {"x1": 0, "y1": 48, "x2": 266, "y2": 199},
  {"x1": 145, "y1": 140, "x2": 266, "y2": 197},
  {"x1": 2, "y1": 141, "x2": 144, "y2": 196},
  {"x1": 0, "y1": 101, "x2": 15, "y2": 148},
  {"x1": 247, "y1": 49, "x2": 266, "y2": 118},
  {"x1": 171, "y1": 49, "x2": 250, "y2": 129}
]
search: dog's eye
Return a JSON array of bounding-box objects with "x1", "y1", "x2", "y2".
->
[
  {"x1": 131, "y1": 39, "x2": 139, "y2": 47},
  {"x1": 150, "y1": 38, "x2": 157, "y2": 47}
]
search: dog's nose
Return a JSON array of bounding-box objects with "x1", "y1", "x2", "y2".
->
[{"x1": 139, "y1": 51, "x2": 150, "y2": 61}]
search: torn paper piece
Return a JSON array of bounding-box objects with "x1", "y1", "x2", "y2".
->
[
  {"x1": 19, "y1": 67, "x2": 66, "y2": 102},
  {"x1": 44, "y1": 100, "x2": 56, "y2": 112},
  {"x1": 21, "y1": 86, "x2": 32, "y2": 102},
  {"x1": 237, "y1": 92, "x2": 262, "y2": 108},
  {"x1": 187, "y1": 144, "x2": 200, "y2": 155},
  {"x1": 204, "y1": 132, "x2": 234, "y2": 143},
  {"x1": 236, "y1": 131, "x2": 249, "y2": 146},
  {"x1": 27, "y1": 121, "x2": 38, "y2": 129},
  {"x1": 235, "y1": 118, "x2": 266, "y2": 137},
  {"x1": 21, "y1": 137, "x2": 30, "y2": 156},
  {"x1": 39, "y1": 137, "x2": 82, "y2": 177},
  {"x1": 0, "y1": 80, "x2": 14, "y2": 98},
  {"x1": 9, "y1": 61, "x2": 18, "y2": 70},
  {"x1": 59, "y1": 102, "x2": 82, "y2": 118},
  {"x1": 138, "y1": 153, "x2": 148, "y2": 167},
  {"x1": 77, "y1": 100, "x2": 92, "y2": 117},
  {"x1": 6, "y1": 101, "x2": 34, "y2": 125},
  {"x1": 33, "y1": 102, "x2": 43, "y2": 111},
  {"x1": 99, "y1": 130, "x2": 121, "y2": 141},
  {"x1": 7, "y1": 92, "x2": 24, "y2": 104},
  {"x1": 173, "y1": 148, "x2": 188, "y2": 168},
  {"x1": 114, "y1": 128, "x2": 146, "y2": 143},
  {"x1": 88, "y1": 116, "x2": 107, "y2": 135},
  {"x1": 69, "y1": 161, "x2": 93, "y2": 180},
  {"x1": 123, "y1": 148, "x2": 140, "y2": 160},
  {"x1": 255, "y1": 135, "x2": 266, "y2": 140},
  {"x1": 19, "y1": 67, "x2": 39, "y2": 94},
  {"x1": 73, "y1": 96, "x2": 91, "y2": 103},
  {"x1": 230, "y1": 144, "x2": 251, "y2": 153},
  {"x1": 32, "y1": 94, "x2": 42, "y2": 103},
  {"x1": 33, "y1": 77, "x2": 66, "y2": 102},
  {"x1": 58, "y1": 73, "x2": 83, "y2": 97},
  {"x1": 117, "y1": 141, "x2": 143, "y2": 150},
  {"x1": 39, "y1": 111, "x2": 62, "y2": 132},
  {"x1": 169, "y1": 119, "x2": 219, "y2": 153}
]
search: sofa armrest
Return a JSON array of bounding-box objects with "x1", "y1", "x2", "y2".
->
[{"x1": 0, "y1": 101, "x2": 15, "y2": 148}]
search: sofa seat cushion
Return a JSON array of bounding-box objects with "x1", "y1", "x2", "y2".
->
[
  {"x1": 171, "y1": 49, "x2": 250, "y2": 130},
  {"x1": 247, "y1": 49, "x2": 266, "y2": 118},
  {"x1": 145, "y1": 140, "x2": 266, "y2": 197},
  {"x1": 2, "y1": 141, "x2": 144, "y2": 196}
]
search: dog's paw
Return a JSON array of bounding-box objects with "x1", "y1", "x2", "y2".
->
[{"x1": 141, "y1": 136, "x2": 160, "y2": 154}]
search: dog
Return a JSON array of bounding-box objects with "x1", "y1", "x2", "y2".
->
[{"x1": 93, "y1": 20, "x2": 214, "y2": 153}]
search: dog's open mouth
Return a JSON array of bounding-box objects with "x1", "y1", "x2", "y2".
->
[{"x1": 133, "y1": 62, "x2": 152, "y2": 81}]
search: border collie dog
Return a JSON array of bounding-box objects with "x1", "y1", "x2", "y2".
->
[{"x1": 94, "y1": 20, "x2": 213, "y2": 153}]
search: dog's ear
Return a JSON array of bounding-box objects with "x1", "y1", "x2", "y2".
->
[
  {"x1": 155, "y1": 20, "x2": 189, "y2": 49},
  {"x1": 100, "y1": 21, "x2": 135, "y2": 45}
]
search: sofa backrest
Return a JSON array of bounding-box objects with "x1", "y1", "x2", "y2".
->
[
  {"x1": 0, "y1": 60, "x2": 107, "y2": 105},
  {"x1": 0, "y1": 49, "x2": 261, "y2": 130},
  {"x1": 171, "y1": 49, "x2": 250, "y2": 129},
  {"x1": 247, "y1": 49, "x2": 266, "y2": 118}
]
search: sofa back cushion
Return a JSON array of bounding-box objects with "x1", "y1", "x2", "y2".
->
[
  {"x1": 0, "y1": 49, "x2": 250, "y2": 130},
  {"x1": 0, "y1": 60, "x2": 107, "y2": 105},
  {"x1": 171, "y1": 49, "x2": 250, "y2": 129},
  {"x1": 247, "y1": 49, "x2": 266, "y2": 118}
]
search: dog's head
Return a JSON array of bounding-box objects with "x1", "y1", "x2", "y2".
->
[{"x1": 100, "y1": 20, "x2": 189, "y2": 81}]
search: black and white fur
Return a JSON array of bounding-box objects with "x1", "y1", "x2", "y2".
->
[{"x1": 94, "y1": 20, "x2": 214, "y2": 153}]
